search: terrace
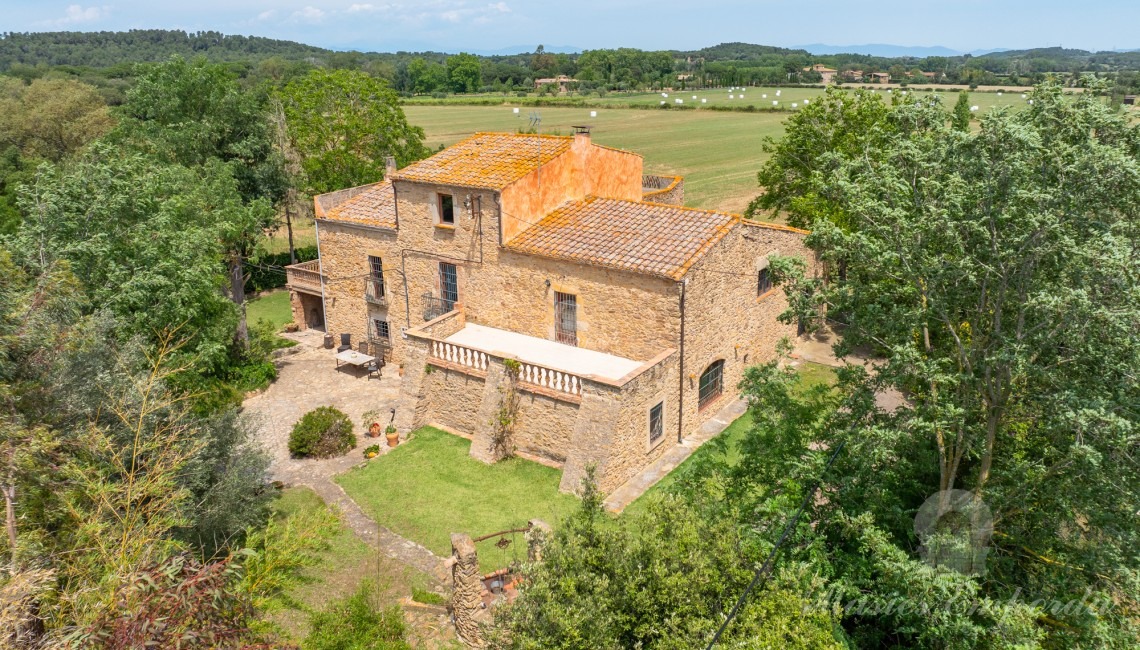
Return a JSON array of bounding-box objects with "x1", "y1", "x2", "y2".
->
[
  {"x1": 285, "y1": 259, "x2": 324, "y2": 295},
  {"x1": 413, "y1": 311, "x2": 655, "y2": 405}
]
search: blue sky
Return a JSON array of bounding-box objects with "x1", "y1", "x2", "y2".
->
[{"x1": 5, "y1": 1, "x2": 1139, "y2": 54}]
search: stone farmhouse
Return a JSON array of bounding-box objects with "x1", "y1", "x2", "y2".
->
[
  {"x1": 287, "y1": 130, "x2": 815, "y2": 494},
  {"x1": 804, "y1": 63, "x2": 838, "y2": 84}
]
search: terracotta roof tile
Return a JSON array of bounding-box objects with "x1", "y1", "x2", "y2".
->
[
  {"x1": 391, "y1": 132, "x2": 573, "y2": 190},
  {"x1": 506, "y1": 197, "x2": 738, "y2": 280},
  {"x1": 323, "y1": 181, "x2": 397, "y2": 229}
]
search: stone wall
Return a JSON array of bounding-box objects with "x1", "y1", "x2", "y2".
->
[
  {"x1": 642, "y1": 175, "x2": 685, "y2": 206},
  {"x1": 560, "y1": 350, "x2": 680, "y2": 494},
  {"x1": 422, "y1": 365, "x2": 487, "y2": 436},
  {"x1": 313, "y1": 219, "x2": 398, "y2": 358},
  {"x1": 678, "y1": 221, "x2": 817, "y2": 439}
]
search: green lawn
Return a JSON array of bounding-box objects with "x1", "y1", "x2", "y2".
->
[
  {"x1": 247, "y1": 289, "x2": 293, "y2": 330},
  {"x1": 267, "y1": 487, "x2": 435, "y2": 641},
  {"x1": 622, "y1": 361, "x2": 838, "y2": 517},
  {"x1": 336, "y1": 427, "x2": 580, "y2": 572}
]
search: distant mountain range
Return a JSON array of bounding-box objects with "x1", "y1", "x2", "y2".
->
[{"x1": 795, "y1": 44, "x2": 1009, "y2": 57}]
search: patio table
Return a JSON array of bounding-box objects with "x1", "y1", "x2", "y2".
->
[{"x1": 335, "y1": 349, "x2": 375, "y2": 369}]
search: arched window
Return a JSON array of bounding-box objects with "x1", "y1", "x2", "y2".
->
[{"x1": 698, "y1": 360, "x2": 725, "y2": 410}]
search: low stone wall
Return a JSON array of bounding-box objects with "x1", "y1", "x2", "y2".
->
[
  {"x1": 642, "y1": 175, "x2": 685, "y2": 206},
  {"x1": 419, "y1": 308, "x2": 466, "y2": 339}
]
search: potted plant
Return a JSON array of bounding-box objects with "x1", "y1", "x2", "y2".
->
[
  {"x1": 385, "y1": 424, "x2": 399, "y2": 448},
  {"x1": 362, "y1": 409, "x2": 384, "y2": 438},
  {"x1": 363, "y1": 444, "x2": 381, "y2": 459}
]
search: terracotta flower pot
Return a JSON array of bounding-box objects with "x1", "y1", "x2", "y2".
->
[
  {"x1": 369, "y1": 423, "x2": 382, "y2": 437},
  {"x1": 385, "y1": 431, "x2": 399, "y2": 447}
]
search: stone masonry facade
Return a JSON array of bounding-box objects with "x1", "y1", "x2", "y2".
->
[{"x1": 291, "y1": 131, "x2": 816, "y2": 495}]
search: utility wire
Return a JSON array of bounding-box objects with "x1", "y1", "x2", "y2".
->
[{"x1": 705, "y1": 437, "x2": 848, "y2": 649}]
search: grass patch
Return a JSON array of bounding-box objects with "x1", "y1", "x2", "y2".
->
[
  {"x1": 247, "y1": 290, "x2": 293, "y2": 331},
  {"x1": 264, "y1": 214, "x2": 317, "y2": 255},
  {"x1": 622, "y1": 361, "x2": 838, "y2": 517},
  {"x1": 266, "y1": 487, "x2": 435, "y2": 641},
  {"x1": 336, "y1": 427, "x2": 579, "y2": 572}
]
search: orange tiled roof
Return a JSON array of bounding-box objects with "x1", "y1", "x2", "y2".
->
[
  {"x1": 390, "y1": 133, "x2": 573, "y2": 190},
  {"x1": 506, "y1": 197, "x2": 738, "y2": 280},
  {"x1": 322, "y1": 181, "x2": 398, "y2": 229}
]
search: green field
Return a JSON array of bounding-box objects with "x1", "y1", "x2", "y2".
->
[
  {"x1": 404, "y1": 105, "x2": 786, "y2": 212},
  {"x1": 402, "y1": 88, "x2": 1051, "y2": 213},
  {"x1": 405, "y1": 86, "x2": 1047, "y2": 113}
]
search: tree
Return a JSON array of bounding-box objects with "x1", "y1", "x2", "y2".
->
[
  {"x1": 737, "y1": 83, "x2": 1140, "y2": 647},
  {"x1": 11, "y1": 147, "x2": 267, "y2": 372},
  {"x1": 279, "y1": 68, "x2": 429, "y2": 195},
  {"x1": 447, "y1": 53, "x2": 482, "y2": 93},
  {"x1": 952, "y1": 90, "x2": 972, "y2": 131},
  {"x1": 0, "y1": 77, "x2": 114, "y2": 162},
  {"x1": 115, "y1": 56, "x2": 286, "y2": 347},
  {"x1": 488, "y1": 476, "x2": 843, "y2": 649}
]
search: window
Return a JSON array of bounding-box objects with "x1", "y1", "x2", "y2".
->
[
  {"x1": 649, "y1": 401, "x2": 664, "y2": 444},
  {"x1": 757, "y1": 267, "x2": 772, "y2": 296},
  {"x1": 371, "y1": 318, "x2": 390, "y2": 341},
  {"x1": 367, "y1": 255, "x2": 384, "y2": 300},
  {"x1": 554, "y1": 291, "x2": 577, "y2": 346},
  {"x1": 439, "y1": 262, "x2": 458, "y2": 307},
  {"x1": 438, "y1": 193, "x2": 455, "y2": 225},
  {"x1": 698, "y1": 360, "x2": 724, "y2": 411}
]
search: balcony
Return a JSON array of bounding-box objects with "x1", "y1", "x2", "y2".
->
[
  {"x1": 285, "y1": 260, "x2": 324, "y2": 295},
  {"x1": 365, "y1": 279, "x2": 387, "y2": 306},
  {"x1": 422, "y1": 293, "x2": 456, "y2": 322}
]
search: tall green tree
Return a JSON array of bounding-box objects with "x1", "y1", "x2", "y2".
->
[
  {"x1": 447, "y1": 52, "x2": 482, "y2": 93},
  {"x1": 952, "y1": 90, "x2": 972, "y2": 131},
  {"x1": 278, "y1": 68, "x2": 429, "y2": 194},
  {"x1": 115, "y1": 56, "x2": 287, "y2": 347},
  {"x1": 729, "y1": 83, "x2": 1140, "y2": 647},
  {"x1": 10, "y1": 147, "x2": 267, "y2": 371}
]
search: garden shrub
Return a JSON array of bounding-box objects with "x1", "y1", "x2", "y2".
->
[
  {"x1": 411, "y1": 588, "x2": 445, "y2": 606},
  {"x1": 289, "y1": 406, "x2": 354, "y2": 458},
  {"x1": 304, "y1": 582, "x2": 410, "y2": 650}
]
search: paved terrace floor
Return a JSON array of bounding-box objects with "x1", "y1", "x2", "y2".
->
[{"x1": 445, "y1": 323, "x2": 644, "y2": 381}]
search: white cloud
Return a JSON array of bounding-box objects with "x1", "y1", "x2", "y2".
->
[
  {"x1": 347, "y1": 3, "x2": 380, "y2": 12},
  {"x1": 290, "y1": 6, "x2": 326, "y2": 23},
  {"x1": 52, "y1": 4, "x2": 106, "y2": 26},
  {"x1": 440, "y1": 10, "x2": 462, "y2": 22},
  {"x1": 488, "y1": 2, "x2": 510, "y2": 13},
  {"x1": 256, "y1": 10, "x2": 277, "y2": 21}
]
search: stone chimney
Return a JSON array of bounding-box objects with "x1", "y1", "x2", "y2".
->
[{"x1": 384, "y1": 155, "x2": 397, "y2": 179}]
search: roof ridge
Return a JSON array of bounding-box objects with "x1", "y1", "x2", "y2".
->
[{"x1": 471, "y1": 131, "x2": 573, "y2": 140}]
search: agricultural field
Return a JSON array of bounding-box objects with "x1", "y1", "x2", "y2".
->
[
  {"x1": 404, "y1": 105, "x2": 785, "y2": 213},
  {"x1": 401, "y1": 88, "x2": 1057, "y2": 213}
]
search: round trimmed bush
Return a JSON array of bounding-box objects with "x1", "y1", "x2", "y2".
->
[{"x1": 289, "y1": 406, "x2": 354, "y2": 458}]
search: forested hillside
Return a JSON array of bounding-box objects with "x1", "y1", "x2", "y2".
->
[{"x1": 3, "y1": 30, "x2": 1140, "y2": 100}]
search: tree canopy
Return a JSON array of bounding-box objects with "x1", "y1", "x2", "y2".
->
[{"x1": 279, "y1": 68, "x2": 429, "y2": 194}]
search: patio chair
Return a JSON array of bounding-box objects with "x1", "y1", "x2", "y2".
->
[
  {"x1": 337, "y1": 333, "x2": 351, "y2": 353},
  {"x1": 365, "y1": 360, "x2": 381, "y2": 380},
  {"x1": 358, "y1": 341, "x2": 369, "y2": 354}
]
